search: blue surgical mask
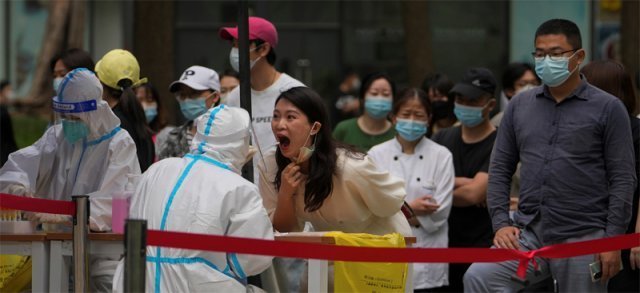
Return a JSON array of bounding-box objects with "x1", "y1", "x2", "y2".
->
[
  {"x1": 62, "y1": 119, "x2": 89, "y2": 143},
  {"x1": 229, "y1": 47, "x2": 261, "y2": 73},
  {"x1": 395, "y1": 118, "x2": 427, "y2": 142},
  {"x1": 53, "y1": 77, "x2": 64, "y2": 93},
  {"x1": 364, "y1": 95, "x2": 392, "y2": 119},
  {"x1": 534, "y1": 53, "x2": 578, "y2": 87},
  {"x1": 144, "y1": 106, "x2": 158, "y2": 122},
  {"x1": 179, "y1": 97, "x2": 208, "y2": 120},
  {"x1": 454, "y1": 103, "x2": 485, "y2": 127}
]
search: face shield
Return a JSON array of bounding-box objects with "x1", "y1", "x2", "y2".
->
[
  {"x1": 190, "y1": 105, "x2": 251, "y2": 173},
  {"x1": 52, "y1": 68, "x2": 105, "y2": 144}
]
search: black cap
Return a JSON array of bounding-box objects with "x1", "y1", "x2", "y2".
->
[{"x1": 450, "y1": 67, "x2": 497, "y2": 100}]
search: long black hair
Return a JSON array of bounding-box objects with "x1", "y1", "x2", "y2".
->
[
  {"x1": 103, "y1": 79, "x2": 152, "y2": 142},
  {"x1": 274, "y1": 87, "x2": 363, "y2": 212}
]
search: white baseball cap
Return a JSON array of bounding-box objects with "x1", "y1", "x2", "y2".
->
[{"x1": 169, "y1": 65, "x2": 220, "y2": 93}]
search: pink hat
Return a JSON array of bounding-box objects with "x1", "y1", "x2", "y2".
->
[{"x1": 219, "y1": 16, "x2": 278, "y2": 48}]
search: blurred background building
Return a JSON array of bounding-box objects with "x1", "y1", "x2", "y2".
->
[{"x1": 0, "y1": 0, "x2": 638, "y2": 133}]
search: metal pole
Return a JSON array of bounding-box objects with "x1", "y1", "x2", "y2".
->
[
  {"x1": 124, "y1": 219, "x2": 147, "y2": 293},
  {"x1": 238, "y1": 0, "x2": 254, "y2": 183},
  {"x1": 72, "y1": 195, "x2": 89, "y2": 292}
]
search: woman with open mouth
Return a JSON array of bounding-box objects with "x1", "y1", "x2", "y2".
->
[{"x1": 258, "y1": 86, "x2": 412, "y2": 237}]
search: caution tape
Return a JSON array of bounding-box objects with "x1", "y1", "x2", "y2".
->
[
  {"x1": 0, "y1": 193, "x2": 76, "y2": 216},
  {"x1": 147, "y1": 230, "x2": 640, "y2": 279},
  {"x1": 1, "y1": 192, "x2": 639, "y2": 279}
]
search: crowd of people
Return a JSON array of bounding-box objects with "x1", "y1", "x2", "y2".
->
[{"x1": 0, "y1": 16, "x2": 638, "y2": 293}]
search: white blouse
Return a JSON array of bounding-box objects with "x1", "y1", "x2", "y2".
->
[{"x1": 258, "y1": 148, "x2": 412, "y2": 237}]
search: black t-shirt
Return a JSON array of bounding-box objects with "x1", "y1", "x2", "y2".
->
[
  {"x1": 0, "y1": 105, "x2": 17, "y2": 166},
  {"x1": 432, "y1": 126, "x2": 497, "y2": 248},
  {"x1": 112, "y1": 103, "x2": 155, "y2": 172}
]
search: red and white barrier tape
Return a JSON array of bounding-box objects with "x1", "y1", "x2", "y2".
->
[
  {"x1": 2, "y1": 192, "x2": 639, "y2": 279},
  {"x1": 0, "y1": 193, "x2": 76, "y2": 216}
]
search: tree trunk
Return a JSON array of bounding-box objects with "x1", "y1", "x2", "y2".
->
[
  {"x1": 402, "y1": 1, "x2": 433, "y2": 87},
  {"x1": 23, "y1": 0, "x2": 70, "y2": 110},
  {"x1": 133, "y1": 0, "x2": 177, "y2": 125},
  {"x1": 67, "y1": 0, "x2": 85, "y2": 49}
]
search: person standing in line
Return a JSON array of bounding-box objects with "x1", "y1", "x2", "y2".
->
[
  {"x1": 331, "y1": 67, "x2": 361, "y2": 127},
  {"x1": 156, "y1": 65, "x2": 221, "y2": 160},
  {"x1": 421, "y1": 73, "x2": 457, "y2": 136},
  {"x1": 95, "y1": 49, "x2": 155, "y2": 172},
  {"x1": 135, "y1": 83, "x2": 173, "y2": 160},
  {"x1": 259, "y1": 87, "x2": 412, "y2": 291},
  {"x1": 219, "y1": 16, "x2": 305, "y2": 182},
  {"x1": 491, "y1": 62, "x2": 540, "y2": 127},
  {"x1": 0, "y1": 80, "x2": 17, "y2": 166},
  {"x1": 464, "y1": 19, "x2": 636, "y2": 292},
  {"x1": 369, "y1": 87, "x2": 454, "y2": 291},
  {"x1": 219, "y1": 68, "x2": 240, "y2": 104},
  {"x1": 333, "y1": 72, "x2": 397, "y2": 152},
  {"x1": 431, "y1": 67, "x2": 499, "y2": 292},
  {"x1": 581, "y1": 60, "x2": 640, "y2": 293}
]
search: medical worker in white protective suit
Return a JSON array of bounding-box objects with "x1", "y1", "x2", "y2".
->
[
  {"x1": 113, "y1": 105, "x2": 274, "y2": 293},
  {"x1": 0, "y1": 68, "x2": 141, "y2": 291}
]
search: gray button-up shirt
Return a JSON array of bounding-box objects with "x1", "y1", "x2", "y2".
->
[{"x1": 488, "y1": 78, "x2": 636, "y2": 242}]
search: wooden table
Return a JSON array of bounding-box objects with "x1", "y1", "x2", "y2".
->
[
  {"x1": 0, "y1": 233, "x2": 49, "y2": 292},
  {"x1": 275, "y1": 232, "x2": 416, "y2": 293}
]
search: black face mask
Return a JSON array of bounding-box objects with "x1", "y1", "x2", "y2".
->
[{"x1": 431, "y1": 100, "x2": 453, "y2": 121}]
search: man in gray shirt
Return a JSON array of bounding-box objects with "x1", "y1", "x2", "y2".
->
[{"x1": 464, "y1": 19, "x2": 636, "y2": 292}]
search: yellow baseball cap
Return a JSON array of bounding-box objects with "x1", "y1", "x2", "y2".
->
[{"x1": 95, "y1": 49, "x2": 148, "y2": 90}]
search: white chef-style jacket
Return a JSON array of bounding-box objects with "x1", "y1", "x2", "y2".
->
[{"x1": 369, "y1": 137, "x2": 454, "y2": 289}]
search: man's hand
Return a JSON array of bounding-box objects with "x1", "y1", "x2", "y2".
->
[
  {"x1": 493, "y1": 226, "x2": 520, "y2": 250},
  {"x1": 630, "y1": 246, "x2": 640, "y2": 270},
  {"x1": 409, "y1": 195, "x2": 440, "y2": 216},
  {"x1": 596, "y1": 250, "x2": 621, "y2": 283}
]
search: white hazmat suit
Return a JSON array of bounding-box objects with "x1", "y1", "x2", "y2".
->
[
  {"x1": 113, "y1": 105, "x2": 274, "y2": 293},
  {"x1": 0, "y1": 68, "x2": 141, "y2": 291}
]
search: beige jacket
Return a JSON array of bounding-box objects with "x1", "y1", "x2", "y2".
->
[{"x1": 258, "y1": 148, "x2": 412, "y2": 236}]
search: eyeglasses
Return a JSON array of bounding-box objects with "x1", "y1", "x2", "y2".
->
[{"x1": 531, "y1": 49, "x2": 577, "y2": 61}]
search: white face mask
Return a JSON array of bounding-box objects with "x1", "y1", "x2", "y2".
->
[
  {"x1": 53, "y1": 77, "x2": 64, "y2": 93},
  {"x1": 229, "y1": 47, "x2": 261, "y2": 72}
]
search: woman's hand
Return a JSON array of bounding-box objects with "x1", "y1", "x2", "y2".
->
[
  {"x1": 279, "y1": 162, "x2": 306, "y2": 197},
  {"x1": 273, "y1": 163, "x2": 306, "y2": 232}
]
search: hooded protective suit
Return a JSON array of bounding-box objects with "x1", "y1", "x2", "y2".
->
[
  {"x1": 113, "y1": 105, "x2": 274, "y2": 293},
  {"x1": 0, "y1": 68, "x2": 140, "y2": 229},
  {"x1": 0, "y1": 68, "x2": 141, "y2": 292}
]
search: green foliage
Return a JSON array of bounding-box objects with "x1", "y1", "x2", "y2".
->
[{"x1": 11, "y1": 113, "x2": 49, "y2": 149}]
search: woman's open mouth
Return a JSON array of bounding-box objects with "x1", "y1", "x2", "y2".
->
[{"x1": 276, "y1": 135, "x2": 291, "y2": 151}]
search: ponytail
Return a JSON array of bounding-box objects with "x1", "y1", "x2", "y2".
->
[{"x1": 106, "y1": 79, "x2": 152, "y2": 141}]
